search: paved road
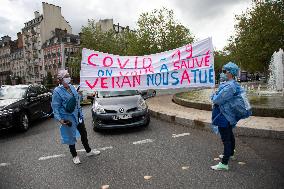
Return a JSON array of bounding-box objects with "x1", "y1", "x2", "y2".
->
[{"x1": 0, "y1": 105, "x2": 283, "y2": 189}]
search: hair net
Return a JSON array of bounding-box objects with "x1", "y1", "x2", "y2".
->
[
  {"x1": 223, "y1": 62, "x2": 239, "y2": 76},
  {"x1": 57, "y1": 69, "x2": 68, "y2": 79}
]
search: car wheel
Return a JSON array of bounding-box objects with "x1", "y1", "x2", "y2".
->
[
  {"x1": 92, "y1": 120, "x2": 100, "y2": 132},
  {"x1": 48, "y1": 106, "x2": 54, "y2": 118},
  {"x1": 19, "y1": 112, "x2": 30, "y2": 131},
  {"x1": 144, "y1": 116, "x2": 150, "y2": 127}
]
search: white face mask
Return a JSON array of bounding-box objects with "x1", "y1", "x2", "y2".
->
[{"x1": 63, "y1": 77, "x2": 71, "y2": 84}]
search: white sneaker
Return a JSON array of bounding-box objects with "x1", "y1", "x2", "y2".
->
[
  {"x1": 72, "y1": 156, "x2": 81, "y2": 164},
  {"x1": 211, "y1": 162, "x2": 229, "y2": 171},
  {"x1": 86, "y1": 149, "x2": 101, "y2": 157}
]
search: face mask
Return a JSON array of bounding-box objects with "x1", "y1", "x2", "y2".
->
[
  {"x1": 63, "y1": 77, "x2": 71, "y2": 84},
  {"x1": 219, "y1": 73, "x2": 228, "y2": 82}
]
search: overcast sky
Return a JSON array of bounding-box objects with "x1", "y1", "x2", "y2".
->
[{"x1": 0, "y1": 0, "x2": 251, "y2": 50}]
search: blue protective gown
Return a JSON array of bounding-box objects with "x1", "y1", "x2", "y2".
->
[
  {"x1": 211, "y1": 80, "x2": 242, "y2": 126},
  {"x1": 51, "y1": 84, "x2": 83, "y2": 145}
]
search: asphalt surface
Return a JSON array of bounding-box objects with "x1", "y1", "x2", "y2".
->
[{"x1": 0, "y1": 105, "x2": 283, "y2": 189}]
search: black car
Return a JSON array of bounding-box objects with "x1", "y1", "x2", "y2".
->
[
  {"x1": 0, "y1": 84, "x2": 52, "y2": 131},
  {"x1": 92, "y1": 90, "x2": 150, "y2": 131}
]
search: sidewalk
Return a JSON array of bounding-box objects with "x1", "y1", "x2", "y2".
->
[{"x1": 147, "y1": 95, "x2": 284, "y2": 140}]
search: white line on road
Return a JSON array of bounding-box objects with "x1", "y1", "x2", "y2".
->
[
  {"x1": 133, "y1": 139, "x2": 154, "y2": 145},
  {"x1": 0, "y1": 163, "x2": 11, "y2": 167},
  {"x1": 172, "y1": 133, "x2": 190, "y2": 138},
  {"x1": 98, "y1": 146, "x2": 113, "y2": 151},
  {"x1": 38, "y1": 154, "x2": 65, "y2": 161},
  {"x1": 77, "y1": 146, "x2": 113, "y2": 152},
  {"x1": 76, "y1": 149, "x2": 86, "y2": 152}
]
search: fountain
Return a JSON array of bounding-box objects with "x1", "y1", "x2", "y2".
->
[
  {"x1": 172, "y1": 49, "x2": 284, "y2": 118},
  {"x1": 268, "y1": 49, "x2": 284, "y2": 91}
]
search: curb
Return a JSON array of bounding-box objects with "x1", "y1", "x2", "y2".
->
[
  {"x1": 148, "y1": 108, "x2": 284, "y2": 140},
  {"x1": 173, "y1": 93, "x2": 284, "y2": 118}
]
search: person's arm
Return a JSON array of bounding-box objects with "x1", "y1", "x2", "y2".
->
[
  {"x1": 51, "y1": 90, "x2": 65, "y2": 125},
  {"x1": 78, "y1": 103, "x2": 84, "y2": 120},
  {"x1": 73, "y1": 86, "x2": 84, "y2": 120},
  {"x1": 212, "y1": 84, "x2": 235, "y2": 105}
]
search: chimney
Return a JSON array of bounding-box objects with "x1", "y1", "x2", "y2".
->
[
  {"x1": 34, "y1": 11, "x2": 40, "y2": 18},
  {"x1": 17, "y1": 32, "x2": 23, "y2": 48}
]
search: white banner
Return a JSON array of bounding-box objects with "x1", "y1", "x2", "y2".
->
[{"x1": 80, "y1": 37, "x2": 215, "y2": 91}]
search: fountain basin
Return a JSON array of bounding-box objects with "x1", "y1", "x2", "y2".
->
[{"x1": 173, "y1": 89, "x2": 284, "y2": 118}]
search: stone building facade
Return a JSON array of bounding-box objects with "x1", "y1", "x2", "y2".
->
[
  {"x1": 42, "y1": 28, "x2": 80, "y2": 81},
  {"x1": 0, "y1": 36, "x2": 13, "y2": 85},
  {"x1": 22, "y1": 2, "x2": 72, "y2": 84}
]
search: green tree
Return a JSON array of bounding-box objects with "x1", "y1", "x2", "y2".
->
[
  {"x1": 46, "y1": 72, "x2": 53, "y2": 84},
  {"x1": 17, "y1": 76, "x2": 22, "y2": 84},
  {"x1": 5, "y1": 75, "x2": 12, "y2": 85},
  {"x1": 80, "y1": 20, "x2": 122, "y2": 55},
  {"x1": 80, "y1": 8, "x2": 194, "y2": 56},
  {"x1": 68, "y1": 53, "x2": 82, "y2": 84},
  {"x1": 72, "y1": 8, "x2": 195, "y2": 76},
  {"x1": 136, "y1": 7, "x2": 194, "y2": 55},
  {"x1": 214, "y1": 51, "x2": 231, "y2": 72},
  {"x1": 226, "y1": 0, "x2": 284, "y2": 74}
]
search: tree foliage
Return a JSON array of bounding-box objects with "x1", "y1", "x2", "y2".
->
[
  {"x1": 5, "y1": 75, "x2": 12, "y2": 85},
  {"x1": 214, "y1": 51, "x2": 231, "y2": 73},
  {"x1": 79, "y1": 8, "x2": 194, "y2": 56},
  {"x1": 71, "y1": 8, "x2": 195, "y2": 80},
  {"x1": 135, "y1": 7, "x2": 194, "y2": 55},
  {"x1": 46, "y1": 72, "x2": 53, "y2": 85},
  {"x1": 225, "y1": 0, "x2": 284, "y2": 74}
]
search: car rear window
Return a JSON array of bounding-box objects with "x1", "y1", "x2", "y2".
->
[{"x1": 98, "y1": 90, "x2": 138, "y2": 98}]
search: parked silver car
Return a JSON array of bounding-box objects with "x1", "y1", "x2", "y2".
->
[{"x1": 91, "y1": 90, "x2": 150, "y2": 131}]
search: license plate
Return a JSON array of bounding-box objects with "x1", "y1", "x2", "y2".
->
[{"x1": 113, "y1": 114, "x2": 132, "y2": 120}]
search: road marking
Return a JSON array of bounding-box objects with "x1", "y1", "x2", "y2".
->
[
  {"x1": 182, "y1": 166, "x2": 190, "y2": 170},
  {"x1": 98, "y1": 146, "x2": 113, "y2": 151},
  {"x1": 76, "y1": 149, "x2": 86, "y2": 152},
  {"x1": 172, "y1": 133, "x2": 190, "y2": 138},
  {"x1": 101, "y1": 185, "x2": 110, "y2": 189},
  {"x1": 144, "y1": 175, "x2": 152, "y2": 180},
  {"x1": 0, "y1": 163, "x2": 10, "y2": 167},
  {"x1": 133, "y1": 139, "x2": 154, "y2": 145},
  {"x1": 38, "y1": 154, "x2": 65, "y2": 161},
  {"x1": 77, "y1": 146, "x2": 113, "y2": 152}
]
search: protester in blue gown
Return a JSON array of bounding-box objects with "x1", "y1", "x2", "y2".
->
[
  {"x1": 210, "y1": 62, "x2": 244, "y2": 171},
  {"x1": 51, "y1": 70, "x2": 100, "y2": 164}
]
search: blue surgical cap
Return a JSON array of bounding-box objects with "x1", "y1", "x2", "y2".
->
[{"x1": 223, "y1": 62, "x2": 239, "y2": 76}]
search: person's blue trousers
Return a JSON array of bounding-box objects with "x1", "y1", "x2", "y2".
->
[{"x1": 218, "y1": 125, "x2": 235, "y2": 165}]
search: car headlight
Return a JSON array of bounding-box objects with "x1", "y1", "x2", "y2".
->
[
  {"x1": 92, "y1": 101, "x2": 105, "y2": 114},
  {"x1": 0, "y1": 109, "x2": 14, "y2": 116},
  {"x1": 137, "y1": 97, "x2": 147, "y2": 110}
]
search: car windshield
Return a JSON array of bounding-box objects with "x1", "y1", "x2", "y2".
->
[
  {"x1": 98, "y1": 90, "x2": 138, "y2": 98},
  {"x1": 0, "y1": 86, "x2": 28, "y2": 99}
]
